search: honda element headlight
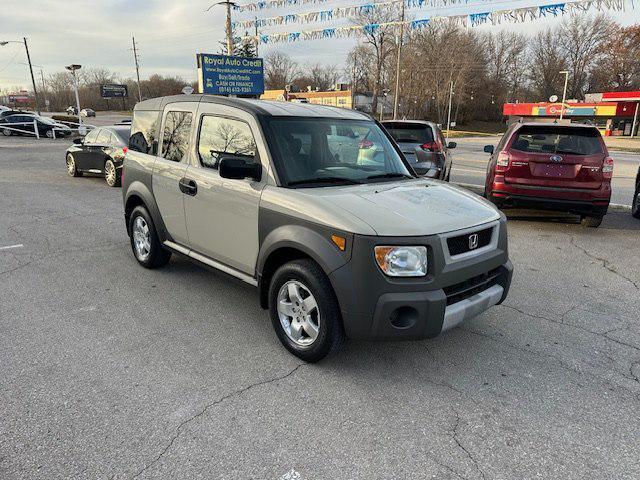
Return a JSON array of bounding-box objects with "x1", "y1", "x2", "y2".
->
[{"x1": 374, "y1": 246, "x2": 427, "y2": 277}]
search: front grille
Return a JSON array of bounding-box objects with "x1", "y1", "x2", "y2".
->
[
  {"x1": 443, "y1": 268, "x2": 501, "y2": 306},
  {"x1": 446, "y1": 227, "x2": 493, "y2": 256}
]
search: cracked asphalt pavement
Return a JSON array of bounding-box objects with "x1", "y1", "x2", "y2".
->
[{"x1": 1, "y1": 138, "x2": 639, "y2": 480}]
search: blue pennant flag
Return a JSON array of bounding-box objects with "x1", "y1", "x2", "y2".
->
[
  {"x1": 319, "y1": 10, "x2": 333, "y2": 21},
  {"x1": 257, "y1": 1, "x2": 266, "y2": 9},
  {"x1": 288, "y1": 32, "x2": 301, "y2": 42},
  {"x1": 410, "y1": 19, "x2": 430, "y2": 30},
  {"x1": 539, "y1": 3, "x2": 566, "y2": 16},
  {"x1": 322, "y1": 28, "x2": 336, "y2": 38},
  {"x1": 260, "y1": 34, "x2": 270, "y2": 44},
  {"x1": 469, "y1": 12, "x2": 490, "y2": 26},
  {"x1": 363, "y1": 23, "x2": 380, "y2": 34},
  {"x1": 284, "y1": 14, "x2": 296, "y2": 23}
]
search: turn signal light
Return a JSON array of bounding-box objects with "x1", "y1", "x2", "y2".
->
[
  {"x1": 331, "y1": 235, "x2": 346, "y2": 251},
  {"x1": 420, "y1": 141, "x2": 441, "y2": 152},
  {"x1": 602, "y1": 156, "x2": 614, "y2": 178},
  {"x1": 122, "y1": 146, "x2": 128, "y2": 154}
]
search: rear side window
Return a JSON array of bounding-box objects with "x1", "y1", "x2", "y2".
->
[
  {"x1": 162, "y1": 111, "x2": 193, "y2": 162},
  {"x1": 511, "y1": 126, "x2": 603, "y2": 156},
  {"x1": 384, "y1": 123, "x2": 434, "y2": 144},
  {"x1": 129, "y1": 110, "x2": 160, "y2": 154},
  {"x1": 197, "y1": 115, "x2": 257, "y2": 169},
  {"x1": 84, "y1": 129, "x2": 99, "y2": 143}
]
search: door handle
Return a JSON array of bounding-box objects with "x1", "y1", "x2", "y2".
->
[{"x1": 179, "y1": 178, "x2": 198, "y2": 196}]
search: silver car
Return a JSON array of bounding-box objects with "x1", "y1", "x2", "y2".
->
[
  {"x1": 382, "y1": 120, "x2": 455, "y2": 180},
  {"x1": 122, "y1": 96, "x2": 512, "y2": 362}
]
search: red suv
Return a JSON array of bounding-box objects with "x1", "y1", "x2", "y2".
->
[{"x1": 483, "y1": 123, "x2": 613, "y2": 227}]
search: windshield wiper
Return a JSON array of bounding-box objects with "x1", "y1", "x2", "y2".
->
[
  {"x1": 366, "y1": 172, "x2": 413, "y2": 180},
  {"x1": 287, "y1": 176, "x2": 363, "y2": 187}
]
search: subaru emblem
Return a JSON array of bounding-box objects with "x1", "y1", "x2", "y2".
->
[
  {"x1": 550, "y1": 155, "x2": 563, "y2": 163},
  {"x1": 468, "y1": 233, "x2": 479, "y2": 250}
]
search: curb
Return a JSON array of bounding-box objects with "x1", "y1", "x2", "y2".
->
[{"x1": 453, "y1": 182, "x2": 633, "y2": 213}]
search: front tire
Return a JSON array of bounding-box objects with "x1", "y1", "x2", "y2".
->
[
  {"x1": 104, "y1": 159, "x2": 120, "y2": 187},
  {"x1": 1, "y1": 128, "x2": 12, "y2": 136},
  {"x1": 269, "y1": 259, "x2": 345, "y2": 362},
  {"x1": 581, "y1": 215, "x2": 603, "y2": 228},
  {"x1": 45, "y1": 129, "x2": 54, "y2": 138},
  {"x1": 632, "y1": 186, "x2": 640, "y2": 219},
  {"x1": 128, "y1": 205, "x2": 171, "y2": 268},
  {"x1": 66, "y1": 154, "x2": 80, "y2": 177}
]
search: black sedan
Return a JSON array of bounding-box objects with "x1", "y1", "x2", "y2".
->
[
  {"x1": 0, "y1": 113, "x2": 72, "y2": 138},
  {"x1": 65, "y1": 126, "x2": 130, "y2": 187}
]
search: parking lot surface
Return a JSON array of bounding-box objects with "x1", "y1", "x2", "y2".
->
[{"x1": 1, "y1": 138, "x2": 639, "y2": 479}]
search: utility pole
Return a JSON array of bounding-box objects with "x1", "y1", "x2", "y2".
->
[
  {"x1": 207, "y1": 1, "x2": 236, "y2": 55},
  {"x1": 132, "y1": 37, "x2": 142, "y2": 102},
  {"x1": 559, "y1": 70, "x2": 569, "y2": 120},
  {"x1": 393, "y1": 1, "x2": 405, "y2": 120},
  {"x1": 446, "y1": 80, "x2": 454, "y2": 140},
  {"x1": 254, "y1": 15, "x2": 259, "y2": 57},
  {"x1": 39, "y1": 68, "x2": 47, "y2": 111},
  {"x1": 23, "y1": 37, "x2": 41, "y2": 115}
]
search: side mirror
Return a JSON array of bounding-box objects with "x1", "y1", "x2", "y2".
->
[
  {"x1": 73, "y1": 138, "x2": 82, "y2": 145},
  {"x1": 219, "y1": 155, "x2": 262, "y2": 182},
  {"x1": 483, "y1": 145, "x2": 494, "y2": 154},
  {"x1": 447, "y1": 141, "x2": 457, "y2": 149}
]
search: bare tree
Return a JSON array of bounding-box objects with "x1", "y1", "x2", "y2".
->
[
  {"x1": 558, "y1": 13, "x2": 615, "y2": 99},
  {"x1": 264, "y1": 51, "x2": 298, "y2": 89},
  {"x1": 529, "y1": 28, "x2": 567, "y2": 101}
]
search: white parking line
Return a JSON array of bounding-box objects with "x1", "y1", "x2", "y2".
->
[{"x1": 0, "y1": 244, "x2": 24, "y2": 251}]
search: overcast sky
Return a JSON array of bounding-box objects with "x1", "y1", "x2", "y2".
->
[{"x1": 0, "y1": 0, "x2": 637, "y2": 91}]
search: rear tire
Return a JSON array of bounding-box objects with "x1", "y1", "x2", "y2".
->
[
  {"x1": 581, "y1": 215, "x2": 603, "y2": 228},
  {"x1": 128, "y1": 205, "x2": 171, "y2": 268},
  {"x1": 632, "y1": 187, "x2": 640, "y2": 219},
  {"x1": 104, "y1": 159, "x2": 120, "y2": 187},
  {"x1": 45, "y1": 129, "x2": 54, "y2": 138},
  {"x1": 1, "y1": 128, "x2": 12, "y2": 136},
  {"x1": 268, "y1": 259, "x2": 345, "y2": 363}
]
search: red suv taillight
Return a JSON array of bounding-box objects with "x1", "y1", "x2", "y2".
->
[
  {"x1": 420, "y1": 141, "x2": 443, "y2": 153},
  {"x1": 602, "y1": 156, "x2": 614, "y2": 178},
  {"x1": 495, "y1": 151, "x2": 511, "y2": 172}
]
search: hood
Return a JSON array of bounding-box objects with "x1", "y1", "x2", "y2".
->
[{"x1": 302, "y1": 179, "x2": 500, "y2": 236}]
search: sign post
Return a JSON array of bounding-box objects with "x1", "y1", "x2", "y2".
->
[{"x1": 197, "y1": 54, "x2": 264, "y2": 96}]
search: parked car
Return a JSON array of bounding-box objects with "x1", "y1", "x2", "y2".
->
[
  {"x1": 0, "y1": 113, "x2": 72, "y2": 138},
  {"x1": 122, "y1": 95, "x2": 512, "y2": 362},
  {"x1": 0, "y1": 108, "x2": 33, "y2": 119},
  {"x1": 66, "y1": 106, "x2": 78, "y2": 115},
  {"x1": 0, "y1": 105, "x2": 11, "y2": 112},
  {"x1": 632, "y1": 166, "x2": 640, "y2": 219},
  {"x1": 483, "y1": 122, "x2": 612, "y2": 227},
  {"x1": 65, "y1": 125, "x2": 130, "y2": 187},
  {"x1": 381, "y1": 120, "x2": 455, "y2": 180},
  {"x1": 80, "y1": 108, "x2": 96, "y2": 117},
  {"x1": 116, "y1": 118, "x2": 132, "y2": 125}
]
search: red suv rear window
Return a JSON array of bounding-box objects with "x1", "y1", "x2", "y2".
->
[{"x1": 511, "y1": 126, "x2": 603, "y2": 156}]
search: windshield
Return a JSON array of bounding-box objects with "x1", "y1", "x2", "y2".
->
[
  {"x1": 265, "y1": 117, "x2": 413, "y2": 187},
  {"x1": 384, "y1": 122, "x2": 434, "y2": 144},
  {"x1": 38, "y1": 117, "x2": 57, "y2": 125},
  {"x1": 511, "y1": 126, "x2": 603, "y2": 156}
]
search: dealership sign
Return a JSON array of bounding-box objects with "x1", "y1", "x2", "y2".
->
[
  {"x1": 197, "y1": 54, "x2": 264, "y2": 96},
  {"x1": 100, "y1": 84, "x2": 128, "y2": 98}
]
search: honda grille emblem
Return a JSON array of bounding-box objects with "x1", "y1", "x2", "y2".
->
[
  {"x1": 550, "y1": 155, "x2": 563, "y2": 163},
  {"x1": 468, "y1": 233, "x2": 479, "y2": 250}
]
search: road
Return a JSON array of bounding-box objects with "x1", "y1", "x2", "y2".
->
[
  {"x1": 449, "y1": 136, "x2": 639, "y2": 206},
  {"x1": 1, "y1": 138, "x2": 639, "y2": 480}
]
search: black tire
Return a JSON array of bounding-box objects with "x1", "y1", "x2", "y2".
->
[
  {"x1": 66, "y1": 153, "x2": 81, "y2": 177},
  {"x1": 268, "y1": 259, "x2": 345, "y2": 362},
  {"x1": 632, "y1": 186, "x2": 640, "y2": 219},
  {"x1": 1, "y1": 128, "x2": 12, "y2": 136},
  {"x1": 45, "y1": 129, "x2": 54, "y2": 138},
  {"x1": 104, "y1": 159, "x2": 121, "y2": 187},
  {"x1": 128, "y1": 205, "x2": 171, "y2": 268},
  {"x1": 581, "y1": 215, "x2": 603, "y2": 228}
]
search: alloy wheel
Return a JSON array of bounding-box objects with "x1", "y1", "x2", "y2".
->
[
  {"x1": 66, "y1": 155, "x2": 76, "y2": 176},
  {"x1": 277, "y1": 280, "x2": 320, "y2": 346},
  {"x1": 105, "y1": 161, "x2": 116, "y2": 186},
  {"x1": 132, "y1": 216, "x2": 151, "y2": 261}
]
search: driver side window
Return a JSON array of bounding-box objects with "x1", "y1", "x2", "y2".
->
[
  {"x1": 84, "y1": 129, "x2": 99, "y2": 144},
  {"x1": 197, "y1": 115, "x2": 257, "y2": 170}
]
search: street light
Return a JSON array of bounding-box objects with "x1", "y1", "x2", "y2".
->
[
  {"x1": 1, "y1": 38, "x2": 41, "y2": 114},
  {"x1": 559, "y1": 70, "x2": 569, "y2": 120},
  {"x1": 65, "y1": 64, "x2": 84, "y2": 134}
]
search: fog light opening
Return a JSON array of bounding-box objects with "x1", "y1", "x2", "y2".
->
[{"x1": 390, "y1": 306, "x2": 418, "y2": 329}]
